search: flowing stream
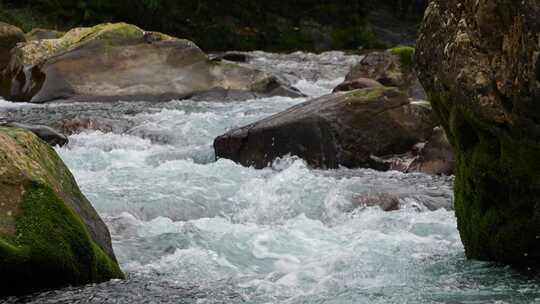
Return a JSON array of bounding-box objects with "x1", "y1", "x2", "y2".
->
[{"x1": 2, "y1": 52, "x2": 540, "y2": 304}]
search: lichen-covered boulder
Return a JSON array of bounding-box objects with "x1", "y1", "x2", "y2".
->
[
  {"x1": 415, "y1": 0, "x2": 540, "y2": 267},
  {"x1": 25, "y1": 28, "x2": 65, "y2": 41},
  {"x1": 0, "y1": 22, "x2": 25, "y2": 71},
  {"x1": 214, "y1": 87, "x2": 436, "y2": 169},
  {"x1": 1, "y1": 22, "x2": 301, "y2": 103},
  {"x1": 0, "y1": 127, "x2": 123, "y2": 295},
  {"x1": 335, "y1": 47, "x2": 426, "y2": 99}
]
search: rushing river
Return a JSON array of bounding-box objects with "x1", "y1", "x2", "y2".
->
[{"x1": 2, "y1": 52, "x2": 540, "y2": 304}]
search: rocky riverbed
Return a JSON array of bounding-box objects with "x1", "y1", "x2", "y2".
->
[{"x1": 2, "y1": 50, "x2": 540, "y2": 303}]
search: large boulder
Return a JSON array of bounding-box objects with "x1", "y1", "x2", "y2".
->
[
  {"x1": 214, "y1": 87, "x2": 436, "y2": 169},
  {"x1": 0, "y1": 22, "x2": 25, "y2": 71},
  {"x1": 335, "y1": 47, "x2": 426, "y2": 100},
  {"x1": 1, "y1": 22, "x2": 302, "y2": 103},
  {"x1": 415, "y1": 0, "x2": 540, "y2": 267},
  {"x1": 0, "y1": 127, "x2": 123, "y2": 295}
]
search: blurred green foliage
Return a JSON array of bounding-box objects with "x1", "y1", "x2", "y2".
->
[{"x1": 0, "y1": 0, "x2": 426, "y2": 51}]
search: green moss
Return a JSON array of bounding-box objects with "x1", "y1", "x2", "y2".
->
[
  {"x1": 0, "y1": 6, "x2": 59, "y2": 33},
  {"x1": 390, "y1": 46, "x2": 415, "y2": 69},
  {"x1": 429, "y1": 92, "x2": 540, "y2": 268},
  {"x1": 0, "y1": 8, "x2": 22, "y2": 29},
  {"x1": 349, "y1": 86, "x2": 398, "y2": 100},
  {"x1": 60, "y1": 23, "x2": 143, "y2": 50},
  {"x1": 0, "y1": 181, "x2": 123, "y2": 296}
]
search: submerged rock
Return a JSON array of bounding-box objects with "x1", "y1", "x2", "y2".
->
[
  {"x1": 0, "y1": 22, "x2": 25, "y2": 71},
  {"x1": 1, "y1": 122, "x2": 68, "y2": 146},
  {"x1": 335, "y1": 47, "x2": 425, "y2": 100},
  {"x1": 1, "y1": 22, "x2": 301, "y2": 103},
  {"x1": 0, "y1": 127, "x2": 123, "y2": 296},
  {"x1": 416, "y1": 0, "x2": 540, "y2": 267},
  {"x1": 214, "y1": 87, "x2": 436, "y2": 170},
  {"x1": 353, "y1": 193, "x2": 400, "y2": 212},
  {"x1": 60, "y1": 117, "x2": 133, "y2": 135}
]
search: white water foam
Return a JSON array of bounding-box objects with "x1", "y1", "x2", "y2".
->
[{"x1": 6, "y1": 52, "x2": 540, "y2": 304}]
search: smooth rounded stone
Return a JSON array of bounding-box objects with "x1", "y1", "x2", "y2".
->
[
  {"x1": 415, "y1": 0, "x2": 540, "y2": 268},
  {"x1": 0, "y1": 22, "x2": 25, "y2": 71},
  {"x1": 1, "y1": 122, "x2": 68, "y2": 146},
  {"x1": 214, "y1": 87, "x2": 437, "y2": 170},
  {"x1": 25, "y1": 28, "x2": 65, "y2": 41},
  {"x1": 409, "y1": 127, "x2": 455, "y2": 176},
  {"x1": 0, "y1": 127, "x2": 124, "y2": 296},
  {"x1": 332, "y1": 77, "x2": 383, "y2": 93},
  {"x1": 335, "y1": 47, "x2": 426, "y2": 100},
  {"x1": 1, "y1": 23, "x2": 302, "y2": 103}
]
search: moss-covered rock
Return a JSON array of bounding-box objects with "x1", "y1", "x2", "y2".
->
[
  {"x1": 334, "y1": 48, "x2": 425, "y2": 100},
  {"x1": 415, "y1": 0, "x2": 540, "y2": 268},
  {"x1": 0, "y1": 127, "x2": 123, "y2": 296},
  {"x1": 389, "y1": 46, "x2": 414, "y2": 69},
  {"x1": 214, "y1": 87, "x2": 437, "y2": 169},
  {"x1": 1, "y1": 22, "x2": 301, "y2": 103}
]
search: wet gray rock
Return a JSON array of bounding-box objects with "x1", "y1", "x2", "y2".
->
[
  {"x1": 1, "y1": 23, "x2": 302, "y2": 103},
  {"x1": 1, "y1": 122, "x2": 68, "y2": 146}
]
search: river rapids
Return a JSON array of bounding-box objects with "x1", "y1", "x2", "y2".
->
[{"x1": 2, "y1": 52, "x2": 540, "y2": 304}]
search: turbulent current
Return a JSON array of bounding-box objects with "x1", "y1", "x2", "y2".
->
[{"x1": 2, "y1": 52, "x2": 540, "y2": 304}]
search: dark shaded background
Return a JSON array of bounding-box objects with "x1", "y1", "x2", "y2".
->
[{"x1": 0, "y1": 0, "x2": 428, "y2": 52}]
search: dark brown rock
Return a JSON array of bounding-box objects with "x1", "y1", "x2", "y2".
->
[
  {"x1": 210, "y1": 52, "x2": 252, "y2": 63},
  {"x1": 336, "y1": 48, "x2": 425, "y2": 99},
  {"x1": 408, "y1": 127, "x2": 454, "y2": 175},
  {"x1": 214, "y1": 87, "x2": 437, "y2": 170},
  {"x1": 332, "y1": 77, "x2": 383, "y2": 93}
]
